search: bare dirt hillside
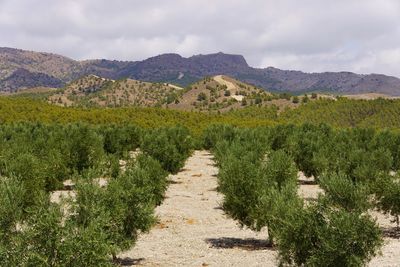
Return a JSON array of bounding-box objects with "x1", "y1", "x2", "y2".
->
[
  {"x1": 343, "y1": 93, "x2": 400, "y2": 100},
  {"x1": 120, "y1": 151, "x2": 400, "y2": 266}
]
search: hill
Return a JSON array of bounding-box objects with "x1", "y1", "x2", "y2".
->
[
  {"x1": 168, "y1": 75, "x2": 302, "y2": 112},
  {"x1": 46, "y1": 74, "x2": 317, "y2": 112},
  {"x1": 48, "y1": 75, "x2": 183, "y2": 108},
  {"x1": 2, "y1": 47, "x2": 400, "y2": 95}
]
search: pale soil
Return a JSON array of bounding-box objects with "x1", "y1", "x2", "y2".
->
[
  {"x1": 164, "y1": 83, "x2": 184, "y2": 90},
  {"x1": 50, "y1": 190, "x2": 76, "y2": 204},
  {"x1": 120, "y1": 151, "x2": 400, "y2": 267},
  {"x1": 213, "y1": 75, "x2": 236, "y2": 91},
  {"x1": 369, "y1": 210, "x2": 400, "y2": 267},
  {"x1": 213, "y1": 75, "x2": 244, "y2": 101},
  {"x1": 343, "y1": 93, "x2": 400, "y2": 100}
]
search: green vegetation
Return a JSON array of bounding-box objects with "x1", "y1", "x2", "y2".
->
[
  {"x1": 0, "y1": 122, "x2": 194, "y2": 265},
  {"x1": 204, "y1": 123, "x2": 400, "y2": 266},
  {"x1": 141, "y1": 126, "x2": 193, "y2": 173},
  {"x1": 5, "y1": 97, "x2": 400, "y2": 133},
  {"x1": 1, "y1": 95, "x2": 400, "y2": 265}
]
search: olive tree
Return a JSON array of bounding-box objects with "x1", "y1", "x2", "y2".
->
[
  {"x1": 275, "y1": 201, "x2": 383, "y2": 267},
  {"x1": 375, "y1": 174, "x2": 400, "y2": 229},
  {"x1": 319, "y1": 173, "x2": 371, "y2": 212}
]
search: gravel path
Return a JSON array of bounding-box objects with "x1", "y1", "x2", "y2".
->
[
  {"x1": 120, "y1": 150, "x2": 400, "y2": 267},
  {"x1": 119, "y1": 150, "x2": 276, "y2": 266}
]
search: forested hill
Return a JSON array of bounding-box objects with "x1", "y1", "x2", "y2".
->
[{"x1": 2, "y1": 47, "x2": 400, "y2": 95}]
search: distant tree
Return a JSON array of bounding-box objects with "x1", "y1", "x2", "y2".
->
[
  {"x1": 311, "y1": 93, "x2": 318, "y2": 99},
  {"x1": 302, "y1": 94, "x2": 309, "y2": 103},
  {"x1": 279, "y1": 93, "x2": 292, "y2": 100},
  {"x1": 224, "y1": 90, "x2": 231, "y2": 97},
  {"x1": 197, "y1": 92, "x2": 207, "y2": 101},
  {"x1": 292, "y1": 96, "x2": 299, "y2": 104}
]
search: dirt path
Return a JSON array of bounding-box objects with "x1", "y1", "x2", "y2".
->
[
  {"x1": 213, "y1": 75, "x2": 243, "y2": 101},
  {"x1": 164, "y1": 83, "x2": 184, "y2": 90},
  {"x1": 213, "y1": 75, "x2": 235, "y2": 91},
  {"x1": 120, "y1": 151, "x2": 399, "y2": 266},
  {"x1": 119, "y1": 150, "x2": 275, "y2": 266}
]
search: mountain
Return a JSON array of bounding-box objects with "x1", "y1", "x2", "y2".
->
[
  {"x1": 2, "y1": 68, "x2": 64, "y2": 92},
  {"x1": 2, "y1": 47, "x2": 400, "y2": 95}
]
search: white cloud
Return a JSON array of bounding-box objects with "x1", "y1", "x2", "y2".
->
[{"x1": 0, "y1": 0, "x2": 399, "y2": 76}]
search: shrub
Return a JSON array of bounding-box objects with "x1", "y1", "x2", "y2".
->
[
  {"x1": 261, "y1": 149, "x2": 297, "y2": 190},
  {"x1": 129, "y1": 154, "x2": 168, "y2": 206},
  {"x1": 319, "y1": 173, "x2": 371, "y2": 212},
  {"x1": 10, "y1": 196, "x2": 113, "y2": 267},
  {"x1": 99, "y1": 124, "x2": 141, "y2": 156},
  {"x1": 219, "y1": 153, "x2": 262, "y2": 229},
  {"x1": 141, "y1": 126, "x2": 192, "y2": 173},
  {"x1": 0, "y1": 177, "x2": 25, "y2": 258},
  {"x1": 65, "y1": 124, "x2": 104, "y2": 173},
  {"x1": 3, "y1": 153, "x2": 46, "y2": 207},
  {"x1": 202, "y1": 124, "x2": 237, "y2": 150},
  {"x1": 197, "y1": 92, "x2": 207, "y2": 101},
  {"x1": 71, "y1": 164, "x2": 158, "y2": 258},
  {"x1": 218, "y1": 147, "x2": 298, "y2": 243},
  {"x1": 285, "y1": 126, "x2": 328, "y2": 179},
  {"x1": 104, "y1": 167, "x2": 156, "y2": 253},
  {"x1": 275, "y1": 202, "x2": 383, "y2": 267},
  {"x1": 375, "y1": 174, "x2": 400, "y2": 229},
  {"x1": 279, "y1": 93, "x2": 291, "y2": 100}
]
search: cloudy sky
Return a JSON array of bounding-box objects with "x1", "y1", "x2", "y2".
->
[{"x1": 0, "y1": 0, "x2": 399, "y2": 76}]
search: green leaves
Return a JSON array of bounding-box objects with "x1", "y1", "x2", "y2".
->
[
  {"x1": 217, "y1": 135, "x2": 300, "y2": 243},
  {"x1": 275, "y1": 204, "x2": 383, "y2": 267},
  {"x1": 319, "y1": 173, "x2": 371, "y2": 212},
  {"x1": 141, "y1": 126, "x2": 193, "y2": 173},
  {"x1": 374, "y1": 174, "x2": 400, "y2": 228},
  {"x1": 98, "y1": 124, "x2": 141, "y2": 156},
  {"x1": 212, "y1": 125, "x2": 386, "y2": 266},
  {"x1": 0, "y1": 122, "x2": 181, "y2": 264}
]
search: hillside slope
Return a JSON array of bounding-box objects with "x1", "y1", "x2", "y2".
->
[
  {"x1": 168, "y1": 75, "x2": 277, "y2": 112},
  {"x1": 48, "y1": 74, "x2": 309, "y2": 112},
  {"x1": 48, "y1": 75, "x2": 182, "y2": 108}
]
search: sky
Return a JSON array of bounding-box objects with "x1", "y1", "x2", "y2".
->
[{"x1": 0, "y1": 0, "x2": 399, "y2": 77}]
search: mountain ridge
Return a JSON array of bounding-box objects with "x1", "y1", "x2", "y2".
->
[{"x1": 1, "y1": 47, "x2": 400, "y2": 95}]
